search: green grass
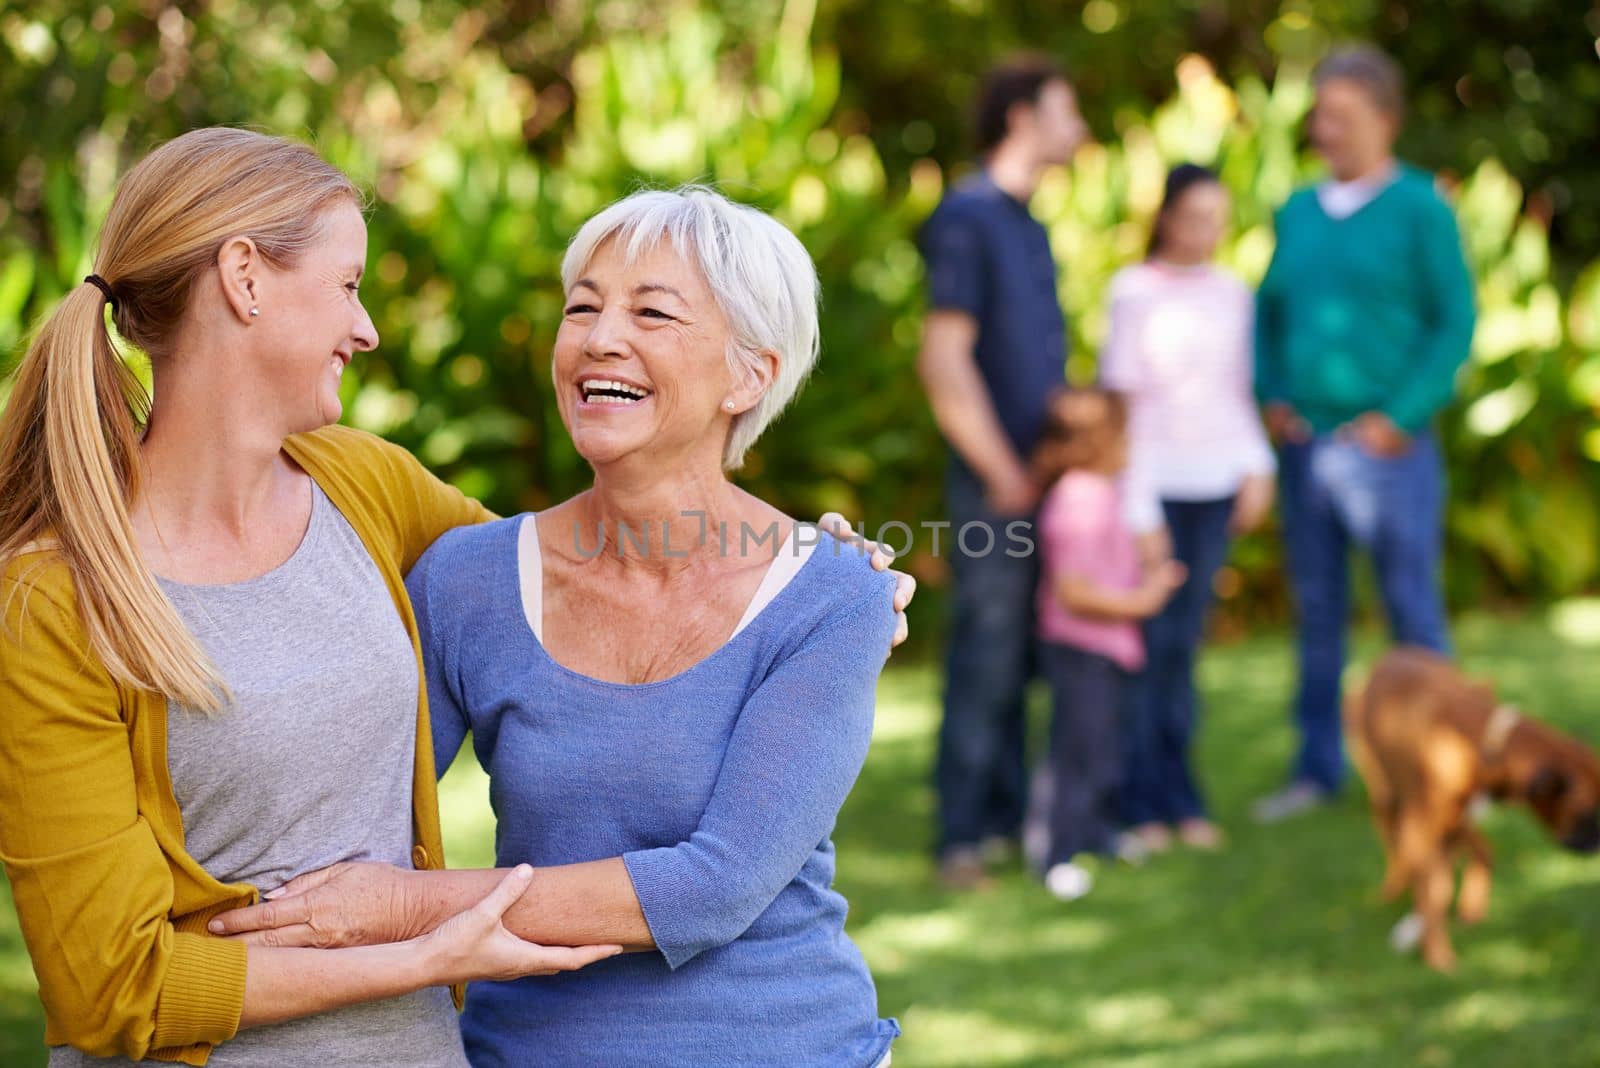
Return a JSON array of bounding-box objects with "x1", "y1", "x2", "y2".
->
[{"x1": 4, "y1": 614, "x2": 1599, "y2": 1066}]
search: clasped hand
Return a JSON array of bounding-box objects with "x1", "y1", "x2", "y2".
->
[{"x1": 210, "y1": 861, "x2": 619, "y2": 981}]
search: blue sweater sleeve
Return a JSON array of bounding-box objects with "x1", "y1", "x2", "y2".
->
[
  {"x1": 621, "y1": 570, "x2": 896, "y2": 969},
  {"x1": 405, "y1": 541, "x2": 471, "y2": 779},
  {"x1": 1383, "y1": 192, "x2": 1477, "y2": 432}
]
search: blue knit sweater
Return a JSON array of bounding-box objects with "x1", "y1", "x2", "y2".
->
[{"x1": 406, "y1": 517, "x2": 900, "y2": 1067}]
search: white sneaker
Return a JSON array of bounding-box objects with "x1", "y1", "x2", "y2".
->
[{"x1": 1044, "y1": 861, "x2": 1094, "y2": 902}]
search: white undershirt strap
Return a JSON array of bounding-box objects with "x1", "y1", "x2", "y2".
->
[
  {"x1": 517, "y1": 514, "x2": 545, "y2": 642},
  {"x1": 730, "y1": 525, "x2": 816, "y2": 638}
]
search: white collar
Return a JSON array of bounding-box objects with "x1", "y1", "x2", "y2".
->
[{"x1": 1316, "y1": 164, "x2": 1399, "y2": 220}]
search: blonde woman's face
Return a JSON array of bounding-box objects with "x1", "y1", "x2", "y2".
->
[{"x1": 252, "y1": 200, "x2": 377, "y2": 433}]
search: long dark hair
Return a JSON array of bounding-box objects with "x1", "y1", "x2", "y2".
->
[{"x1": 1146, "y1": 163, "x2": 1220, "y2": 259}]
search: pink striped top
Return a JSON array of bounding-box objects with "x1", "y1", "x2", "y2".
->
[
  {"x1": 1099, "y1": 262, "x2": 1275, "y2": 520},
  {"x1": 1036, "y1": 471, "x2": 1145, "y2": 671}
]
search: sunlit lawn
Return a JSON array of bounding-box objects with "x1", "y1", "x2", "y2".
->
[{"x1": 4, "y1": 613, "x2": 1599, "y2": 1066}]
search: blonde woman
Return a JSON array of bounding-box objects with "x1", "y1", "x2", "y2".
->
[{"x1": 0, "y1": 130, "x2": 911, "y2": 1065}]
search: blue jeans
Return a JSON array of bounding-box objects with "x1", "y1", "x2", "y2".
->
[
  {"x1": 1120, "y1": 496, "x2": 1235, "y2": 826},
  {"x1": 936, "y1": 457, "x2": 1037, "y2": 853},
  {"x1": 1279, "y1": 434, "x2": 1451, "y2": 793},
  {"x1": 1039, "y1": 643, "x2": 1125, "y2": 863}
]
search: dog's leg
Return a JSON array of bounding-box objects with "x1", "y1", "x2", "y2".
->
[
  {"x1": 1387, "y1": 798, "x2": 1431, "y2": 903},
  {"x1": 1395, "y1": 803, "x2": 1457, "y2": 971},
  {"x1": 1346, "y1": 691, "x2": 1404, "y2": 900},
  {"x1": 1376, "y1": 797, "x2": 1407, "y2": 902},
  {"x1": 1417, "y1": 851, "x2": 1458, "y2": 972},
  {"x1": 1453, "y1": 822, "x2": 1494, "y2": 926}
]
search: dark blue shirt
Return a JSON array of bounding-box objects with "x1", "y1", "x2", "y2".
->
[{"x1": 918, "y1": 172, "x2": 1068, "y2": 456}]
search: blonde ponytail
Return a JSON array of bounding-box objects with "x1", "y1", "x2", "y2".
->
[{"x1": 0, "y1": 128, "x2": 360, "y2": 712}]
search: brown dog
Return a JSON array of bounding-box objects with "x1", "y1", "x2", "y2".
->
[{"x1": 1346, "y1": 646, "x2": 1600, "y2": 971}]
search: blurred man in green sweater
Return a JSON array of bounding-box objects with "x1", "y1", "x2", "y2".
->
[{"x1": 1253, "y1": 44, "x2": 1476, "y2": 822}]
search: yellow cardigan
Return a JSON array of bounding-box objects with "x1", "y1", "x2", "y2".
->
[{"x1": 0, "y1": 426, "x2": 493, "y2": 1064}]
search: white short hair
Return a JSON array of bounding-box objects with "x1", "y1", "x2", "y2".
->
[{"x1": 560, "y1": 185, "x2": 820, "y2": 469}]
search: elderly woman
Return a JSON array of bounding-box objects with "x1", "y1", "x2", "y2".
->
[
  {"x1": 214, "y1": 187, "x2": 901, "y2": 1066},
  {"x1": 1, "y1": 127, "x2": 909, "y2": 1067},
  {"x1": 1251, "y1": 44, "x2": 1476, "y2": 822}
]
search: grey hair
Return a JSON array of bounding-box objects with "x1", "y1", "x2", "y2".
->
[
  {"x1": 1315, "y1": 44, "x2": 1406, "y2": 122},
  {"x1": 559, "y1": 185, "x2": 821, "y2": 470}
]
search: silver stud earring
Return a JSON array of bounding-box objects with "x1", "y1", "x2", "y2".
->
[{"x1": 249, "y1": 307, "x2": 260, "y2": 318}]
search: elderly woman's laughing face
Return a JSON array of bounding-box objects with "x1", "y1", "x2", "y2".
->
[{"x1": 553, "y1": 236, "x2": 776, "y2": 472}]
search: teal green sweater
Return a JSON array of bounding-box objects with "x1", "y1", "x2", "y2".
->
[{"x1": 1254, "y1": 164, "x2": 1476, "y2": 433}]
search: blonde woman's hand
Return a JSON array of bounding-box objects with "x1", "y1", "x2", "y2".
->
[
  {"x1": 818, "y1": 513, "x2": 916, "y2": 648},
  {"x1": 421, "y1": 866, "x2": 621, "y2": 984}
]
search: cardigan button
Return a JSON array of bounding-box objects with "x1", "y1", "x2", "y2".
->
[{"x1": 412, "y1": 845, "x2": 431, "y2": 869}]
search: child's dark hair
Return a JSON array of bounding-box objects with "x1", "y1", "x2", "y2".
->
[
  {"x1": 1146, "y1": 163, "x2": 1221, "y2": 259},
  {"x1": 974, "y1": 54, "x2": 1070, "y2": 155},
  {"x1": 1032, "y1": 387, "x2": 1128, "y2": 486}
]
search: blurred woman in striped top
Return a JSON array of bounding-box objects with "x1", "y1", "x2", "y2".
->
[{"x1": 1099, "y1": 163, "x2": 1276, "y2": 854}]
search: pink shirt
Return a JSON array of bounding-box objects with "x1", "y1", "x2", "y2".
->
[
  {"x1": 1099, "y1": 262, "x2": 1275, "y2": 531},
  {"x1": 1036, "y1": 471, "x2": 1145, "y2": 671}
]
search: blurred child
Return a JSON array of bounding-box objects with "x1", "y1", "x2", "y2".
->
[
  {"x1": 1099, "y1": 164, "x2": 1276, "y2": 852},
  {"x1": 1030, "y1": 388, "x2": 1186, "y2": 901}
]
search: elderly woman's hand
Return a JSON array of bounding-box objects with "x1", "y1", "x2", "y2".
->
[
  {"x1": 209, "y1": 860, "x2": 426, "y2": 948},
  {"x1": 818, "y1": 512, "x2": 915, "y2": 647}
]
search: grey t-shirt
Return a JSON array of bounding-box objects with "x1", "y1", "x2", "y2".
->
[{"x1": 49, "y1": 483, "x2": 467, "y2": 1067}]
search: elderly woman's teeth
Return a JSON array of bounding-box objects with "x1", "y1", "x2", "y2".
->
[{"x1": 582, "y1": 379, "x2": 650, "y2": 404}]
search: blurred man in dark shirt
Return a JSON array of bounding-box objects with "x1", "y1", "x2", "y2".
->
[{"x1": 917, "y1": 55, "x2": 1087, "y2": 888}]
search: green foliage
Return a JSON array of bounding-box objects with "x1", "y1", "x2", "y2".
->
[
  {"x1": 2, "y1": 0, "x2": 1597, "y2": 622},
  {"x1": 821, "y1": 0, "x2": 1600, "y2": 273}
]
